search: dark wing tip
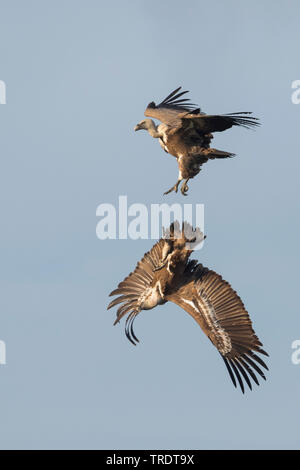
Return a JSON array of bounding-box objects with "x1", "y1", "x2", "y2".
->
[
  {"x1": 223, "y1": 112, "x2": 260, "y2": 129},
  {"x1": 222, "y1": 356, "x2": 237, "y2": 389},
  {"x1": 222, "y1": 347, "x2": 269, "y2": 393},
  {"x1": 157, "y1": 87, "x2": 198, "y2": 112},
  {"x1": 125, "y1": 312, "x2": 140, "y2": 346},
  {"x1": 230, "y1": 360, "x2": 245, "y2": 393},
  {"x1": 147, "y1": 101, "x2": 156, "y2": 109},
  {"x1": 160, "y1": 86, "x2": 183, "y2": 104},
  {"x1": 258, "y1": 348, "x2": 269, "y2": 357}
]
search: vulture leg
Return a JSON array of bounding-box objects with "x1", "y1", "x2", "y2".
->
[
  {"x1": 180, "y1": 179, "x2": 190, "y2": 196},
  {"x1": 163, "y1": 179, "x2": 182, "y2": 195}
]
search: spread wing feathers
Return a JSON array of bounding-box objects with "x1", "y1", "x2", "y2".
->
[
  {"x1": 107, "y1": 238, "x2": 168, "y2": 345},
  {"x1": 144, "y1": 87, "x2": 199, "y2": 126},
  {"x1": 158, "y1": 87, "x2": 198, "y2": 110},
  {"x1": 180, "y1": 112, "x2": 260, "y2": 134},
  {"x1": 144, "y1": 87, "x2": 260, "y2": 132},
  {"x1": 167, "y1": 262, "x2": 268, "y2": 393}
]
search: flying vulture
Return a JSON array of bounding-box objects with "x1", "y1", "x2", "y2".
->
[
  {"x1": 134, "y1": 87, "x2": 259, "y2": 195},
  {"x1": 108, "y1": 222, "x2": 268, "y2": 393}
]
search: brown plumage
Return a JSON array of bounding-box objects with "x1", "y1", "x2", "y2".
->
[
  {"x1": 134, "y1": 87, "x2": 259, "y2": 195},
  {"x1": 107, "y1": 222, "x2": 268, "y2": 393}
]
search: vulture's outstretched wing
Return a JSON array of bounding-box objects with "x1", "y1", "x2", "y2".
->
[
  {"x1": 178, "y1": 111, "x2": 260, "y2": 134},
  {"x1": 144, "y1": 86, "x2": 260, "y2": 133},
  {"x1": 144, "y1": 86, "x2": 199, "y2": 126},
  {"x1": 166, "y1": 261, "x2": 268, "y2": 393},
  {"x1": 107, "y1": 238, "x2": 169, "y2": 344}
]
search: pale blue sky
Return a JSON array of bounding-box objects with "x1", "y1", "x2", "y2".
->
[{"x1": 0, "y1": 0, "x2": 300, "y2": 449}]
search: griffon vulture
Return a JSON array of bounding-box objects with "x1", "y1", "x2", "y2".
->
[
  {"x1": 107, "y1": 222, "x2": 268, "y2": 393},
  {"x1": 134, "y1": 87, "x2": 259, "y2": 195}
]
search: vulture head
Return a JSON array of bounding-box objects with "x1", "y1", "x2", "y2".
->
[{"x1": 134, "y1": 118, "x2": 159, "y2": 132}]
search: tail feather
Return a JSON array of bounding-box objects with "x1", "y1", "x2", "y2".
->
[{"x1": 202, "y1": 148, "x2": 235, "y2": 160}]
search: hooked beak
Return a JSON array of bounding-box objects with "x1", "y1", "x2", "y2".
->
[{"x1": 134, "y1": 124, "x2": 141, "y2": 132}]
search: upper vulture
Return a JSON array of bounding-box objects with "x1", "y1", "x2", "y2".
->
[
  {"x1": 134, "y1": 87, "x2": 259, "y2": 195},
  {"x1": 108, "y1": 222, "x2": 268, "y2": 393}
]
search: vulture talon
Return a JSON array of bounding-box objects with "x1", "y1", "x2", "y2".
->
[
  {"x1": 163, "y1": 182, "x2": 180, "y2": 195},
  {"x1": 181, "y1": 180, "x2": 189, "y2": 196}
]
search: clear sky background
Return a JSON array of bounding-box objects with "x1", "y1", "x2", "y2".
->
[{"x1": 0, "y1": 0, "x2": 299, "y2": 450}]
